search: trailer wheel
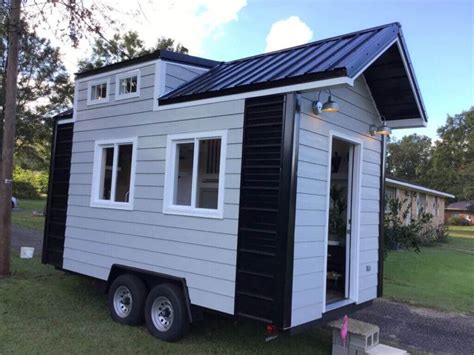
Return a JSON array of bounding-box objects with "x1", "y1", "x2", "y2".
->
[
  {"x1": 145, "y1": 283, "x2": 189, "y2": 342},
  {"x1": 108, "y1": 274, "x2": 147, "y2": 325}
]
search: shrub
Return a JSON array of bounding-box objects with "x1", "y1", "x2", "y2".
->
[
  {"x1": 435, "y1": 224, "x2": 450, "y2": 243},
  {"x1": 384, "y1": 194, "x2": 433, "y2": 257},
  {"x1": 13, "y1": 166, "x2": 49, "y2": 199},
  {"x1": 448, "y1": 216, "x2": 464, "y2": 226},
  {"x1": 418, "y1": 224, "x2": 450, "y2": 245}
]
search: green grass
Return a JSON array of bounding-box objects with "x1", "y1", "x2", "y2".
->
[
  {"x1": 12, "y1": 198, "x2": 46, "y2": 231},
  {"x1": 0, "y1": 256, "x2": 331, "y2": 354},
  {"x1": 384, "y1": 236, "x2": 474, "y2": 314},
  {"x1": 447, "y1": 225, "x2": 474, "y2": 239}
]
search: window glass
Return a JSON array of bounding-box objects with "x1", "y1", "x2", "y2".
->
[
  {"x1": 115, "y1": 144, "x2": 133, "y2": 202},
  {"x1": 174, "y1": 142, "x2": 194, "y2": 206},
  {"x1": 91, "y1": 82, "x2": 107, "y2": 101},
  {"x1": 100, "y1": 147, "x2": 114, "y2": 200},
  {"x1": 119, "y1": 76, "x2": 138, "y2": 95},
  {"x1": 196, "y1": 139, "x2": 221, "y2": 209}
]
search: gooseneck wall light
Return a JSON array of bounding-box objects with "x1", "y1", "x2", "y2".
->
[
  {"x1": 369, "y1": 120, "x2": 392, "y2": 136},
  {"x1": 312, "y1": 89, "x2": 340, "y2": 115}
]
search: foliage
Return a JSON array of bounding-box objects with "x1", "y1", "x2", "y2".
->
[
  {"x1": 387, "y1": 134, "x2": 432, "y2": 184},
  {"x1": 78, "y1": 31, "x2": 188, "y2": 72},
  {"x1": 12, "y1": 166, "x2": 48, "y2": 199},
  {"x1": 0, "y1": 20, "x2": 73, "y2": 171},
  {"x1": 387, "y1": 107, "x2": 474, "y2": 202},
  {"x1": 448, "y1": 215, "x2": 471, "y2": 226},
  {"x1": 384, "y1": 193, "x2": 433, "y2": 256},
  {"x1": 428, "y1": 107, "x2": 474, "y2": 201},
  {"x1": 328, "y1": 185, "x2": 347, "y2": 239},
  {"x1": 418, "y1": 224, "x2": 450, "y2": 245}
]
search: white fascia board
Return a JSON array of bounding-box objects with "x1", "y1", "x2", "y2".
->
[
  {"x1": 156, "y1": 76, "x2": 353, "y2": 111},
  {"x1": 386, "y1": 178, "x2": 455, "y2": 199},
  {"x1": 388, "y1": 118, "x2": 427, "y2": 129}
]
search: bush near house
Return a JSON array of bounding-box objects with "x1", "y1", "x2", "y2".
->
[
  {"x1": 447, "y1": 215, "x2": 471, "y2": 226},
  {"x1": 12, "y1": 166, "x2": 48, "y2": 199}
]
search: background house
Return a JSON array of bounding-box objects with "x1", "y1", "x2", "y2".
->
[
  {"x1": 445, "y1": 201, "x2": 474, "y2": 225},
  {"x1": 385, "y1": 177, "x2": 454, "y2": 226}
]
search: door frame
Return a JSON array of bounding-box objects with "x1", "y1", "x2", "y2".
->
[{"x1": 322, "y1": 131, "x2": 363, "y2": 313}]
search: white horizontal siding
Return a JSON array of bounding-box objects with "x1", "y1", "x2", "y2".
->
[
  {"x1": 65, "y1": 97, "x2": 245, "y2": 315},
  {"x1": 291, "y1": 76, "x2": 382, "y2": 327}
]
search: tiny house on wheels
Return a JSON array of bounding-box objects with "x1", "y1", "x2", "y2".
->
[{"x1": 43, "y1": 23, "x2": 427, "y2": 342}]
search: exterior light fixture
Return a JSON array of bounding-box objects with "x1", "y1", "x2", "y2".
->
[
  {"x1": 370, "y1": 122, "x2": 392, "y2": 136},
  {"x1": 312, "y1": 89, "x2": 339, "y2": 114}
]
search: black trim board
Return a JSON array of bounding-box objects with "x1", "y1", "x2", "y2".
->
[
  {"x1": 234, "y1": 93, "x2": 298, "y2": 329},
  {"x1": 377, "y1": 136, "x2": 387, "y2": 297},
  {"x1": 42, "y1": 122, "x2": 74, "y2": 268}
]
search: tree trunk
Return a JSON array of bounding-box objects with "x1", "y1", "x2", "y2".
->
[{"x1": 0, "y1": 0, "x2": 21, "y2": 277}]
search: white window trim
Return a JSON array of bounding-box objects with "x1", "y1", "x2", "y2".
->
[
  {"x1": 87, "y1": 78, "x2": 110, "y2": 105},
  {"x1": 115, "y1": 69, "x2": 141, "y2": 100},
  {"x1": 163, "y1": 130, "x2": 228, "y2": 219},
  {"x1": 90, "y1": 137, "x2": 137, "y2": 210}
]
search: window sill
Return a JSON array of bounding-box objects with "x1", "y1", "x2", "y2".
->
[
  {"x1": 90, "y1": 200, "x2": 133, "y2": 210},
  {"x1": 163, "y1": 206, "x2": 223, "y2": 219},
  {"x1": 87, "y1": 98, "x2": 110, "y2": 106}
]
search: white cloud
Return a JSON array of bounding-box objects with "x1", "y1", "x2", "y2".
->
[
  {"x1": 265, "y1": 16, "x2": 313, "y2": 53},
  {"x1": 29, "y1": 0, "x2": 247, "y2": 74}
]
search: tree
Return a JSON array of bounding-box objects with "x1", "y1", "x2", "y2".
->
[
  {"x1": 78, "y1": 31, "x2": 188, "y2": 72},
  {"x1": 0, "y1": 22, "x2": 73, "y2": 171},
  {"x1": 386, "y1": 134, "x2": 432, "y2": 184},
  {"x1": 1, "y1": 0, "x2": 120, "y2": 276},
  {"x1": 428, "y1": 107, "x2": 474, "y2": 201},
  {"x1": 0, "y1": 0, "x2": 21, "y2": 277}
]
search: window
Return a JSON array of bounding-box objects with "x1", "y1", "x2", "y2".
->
[
  {"x1": 416, "y1": 193, "x2": 426, "y2": 216},
  {"x1": 87, "y1": 79, "x2": 110, "y2": 105},
  {"x1": 434, "y1": 197, "x2": 439, "y2": 216},
  {"x1": 91, "y1": 138, "x2": 137, "y2": 209},
  {"x1": 164, "y1": 131, "x2": 227, "y2": 218},
  {"x1": 116, "y1": 70, "x2": 140, "y2": 100}
]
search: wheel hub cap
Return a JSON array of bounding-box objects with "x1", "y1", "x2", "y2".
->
[
  {"x1": 151, "y1": 296, "x2": 174, "y2": 332},
  {"x1": 113, "y1": 286, "x2": 133, "y2": 318}
]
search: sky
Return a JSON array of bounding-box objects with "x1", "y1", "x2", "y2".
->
[{"x1": 33, "y1": 0, "x2": 473, "y2": 141}]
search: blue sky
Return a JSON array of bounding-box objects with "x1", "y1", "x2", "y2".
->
[{"x1": 201, "y1": 0, "x2": 473, "y2": 141}]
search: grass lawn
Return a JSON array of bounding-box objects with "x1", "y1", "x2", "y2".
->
[
  {"x1": 447, "y1": 225, "x2": 474, "y2": 239},
  {"x1": 12, "y1": 198, "x2": 46, "y2": 231},
  {"x1": 384, "y1": 235, "x2": 474, "y2": 314},
  {"x1": 0, "y1": 256, "x2": 331, "y2": 354}
]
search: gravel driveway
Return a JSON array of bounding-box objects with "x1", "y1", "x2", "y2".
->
[
  {"x1": 11, "y1": 225, "x2": 43, "y2": 255},
  {"x1": 352, "y1": 298, "x2": 474, "y2": 355}
]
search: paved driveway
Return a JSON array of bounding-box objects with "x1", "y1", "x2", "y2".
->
[{"x1": 352, "y1": 298, "x2": 474, "y2": 355}]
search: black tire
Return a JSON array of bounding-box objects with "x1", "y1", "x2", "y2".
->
[
  {"x1": 145, "y1": 283, "x2": 189, "y2": 342},
  {"x1": 108, "y1": 273, "x2": 147, "y2": 325}
]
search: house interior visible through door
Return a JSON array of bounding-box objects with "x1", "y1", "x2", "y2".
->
[{"x1": 326, "y1": 137, "x2": 354, "y2": 305}]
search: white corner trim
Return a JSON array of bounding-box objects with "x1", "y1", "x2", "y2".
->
[
  {"x1": 90, "y1": 137, "x2": 138, "y2": 210},
  {"x1": 156, "y1": 76, "x2": 354, "y2": 111},
  {"x1": 87, "y1": 77, "x2": 110, "y2": 106},
  {"x1": 163, "y1": 129, "x2": 228, "y2": 219},
  {"x1": 115, "y1": 69, "x2": 141, "y2": 101},
  {"x1": 153, "y1": 60, "x2": 167, "y2": 111},
  {"x1": 385, "y1": 178, "x2": 455, "y2": 199},
  {"x1": 71, "y1": 81, "x2": 79, "y2": 122}
]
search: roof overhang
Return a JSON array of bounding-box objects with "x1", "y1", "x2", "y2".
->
[
  {"x1": 386, "y1": 178, "x2": 454, "y2": 199},
  {"x1": 354, "y1": 37, "x2": 427, "y2": 129}
]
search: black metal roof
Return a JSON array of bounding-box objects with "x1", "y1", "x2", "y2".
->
[
  {"x1": 54, "y1": 108, "x2": 73, "y2": 120},
  {"x1": 159, "y1": 22, "x2": 426, "y2": 122},
  {"x1": 75, "y1": 50, "x2": 219, "y2": 79}
]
